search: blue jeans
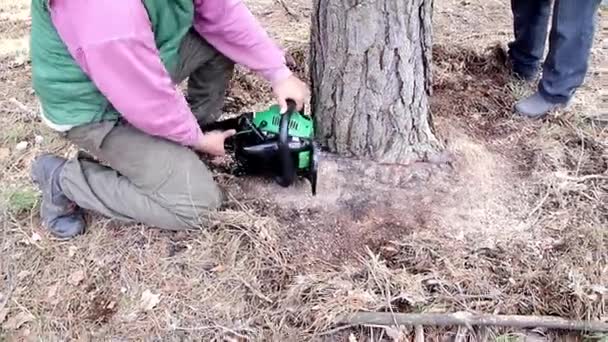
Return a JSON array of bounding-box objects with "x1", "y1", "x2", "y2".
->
[{"x1": 508, "y1": 0, "x2": 601, "y2": 104}]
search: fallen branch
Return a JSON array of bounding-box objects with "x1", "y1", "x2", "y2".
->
[{"x1": 338, "y1": 311, "x2": 608, "y2": 332}]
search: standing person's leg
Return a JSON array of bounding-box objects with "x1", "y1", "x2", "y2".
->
[
  {"x1": 539, "y1": 0, "x2": 602, "y2": 103},
  {"x1": 507, "y1": 0, "x2": 553, "y2": 80},
  {"x1": 515, "y1": 0, "x2": 602, "y2": 118},
  {"x1": 32, "y1": 29, "x2": 235, "y2": 238}
]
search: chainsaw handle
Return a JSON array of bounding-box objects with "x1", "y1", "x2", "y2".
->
[{"x1": 275, "y1": 99, "x2": 298, "y2": 187}]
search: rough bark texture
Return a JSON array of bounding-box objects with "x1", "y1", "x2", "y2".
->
[{"x1": 310, "y1": 0, "x2": 441, "y2": 164}]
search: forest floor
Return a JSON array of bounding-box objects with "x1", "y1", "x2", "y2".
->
[{"x1": 0, "y1": 0, "x2": 606, "y2": 341}]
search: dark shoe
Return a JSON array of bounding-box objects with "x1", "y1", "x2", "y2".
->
[
  {"x1": 505, "y1": 46, "x2": 541, "y2": 82},
  {"x1": 508, "y1": 60, "x2": 540, "y2": 82},
  {"x1": 31, "y1": 154, "x2": 85, "y2": 239},
  {"x1": 514, "y1": 92, "x2": 569, "y2": 119},
  {"x1": 511, "y1": 69, "x2": 538, "y2": 82}
]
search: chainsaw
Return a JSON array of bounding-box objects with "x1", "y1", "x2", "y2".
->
[{"x1": 200, "y1": 100, "x2": 319, "y2": 196}]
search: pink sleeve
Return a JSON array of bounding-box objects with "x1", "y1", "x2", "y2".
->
[
  {"x1": 77, "y1": 38, "x2": 203, "y2": 147},
  {"x1": 48, "y1": 0, "x2": 202, "y2": 147},
  {"x1": 193, "y1": 0, "x2": 292, "y2": 85}
]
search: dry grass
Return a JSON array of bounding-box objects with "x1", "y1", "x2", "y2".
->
[{"x1": 1, "y1": 0, "x2": 607, "y2": 341}]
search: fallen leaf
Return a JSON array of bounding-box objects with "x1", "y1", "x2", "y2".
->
[
  {"x1": 0, "y1": 147, "x2": 9, "y2": 162},
  {"x1": 3, "y1": 312, "x2": 34, "y2": 331},
  {"x1": 591, "y1": 285, "x2": 607, "y2": 294},
  {"x1": 13, "y1": 55, "x2": 28, "y2": 67},
  {"x1": 210, "y1": 265, "x2": 225, "y2": 273},
  {"x1": 140, "y1": 290, "x2": 161, "y2": 311},
  {"x1": 107, "y1": 301, "x2": 116, "y2": 310},
  {"x1": 31, "y1": 232, "x2": 42, "y2": 242},
  {"x1": 17, "y1": 270, "x2": 31, "y2": 279},
  {"x1": 15, "y1": 141, "x2": 28, "y2": 151},
  {"x1": 123, "y1": 312, "x2": 138, "y2": 322},
  {"x1": 385, "y1": 326, "x2": 405, "y2": 341},
  {"x1": 68, "y1": 246, "x2": 78, "y2": 258},
  {"x1": 46, "y1": 284, "x2": 58, "y2": 300},
  {"x1": 68, "y1": 270, "x2": 85, "y2": 286}
]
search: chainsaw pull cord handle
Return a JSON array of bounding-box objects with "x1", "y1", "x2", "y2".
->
[{"x1": 276, "y1": 99, "x2": 298, "y2": 187}]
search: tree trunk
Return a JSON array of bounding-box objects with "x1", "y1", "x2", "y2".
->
[{"x1": 310, "y1": 0, "x2": 441, "y2": 164}]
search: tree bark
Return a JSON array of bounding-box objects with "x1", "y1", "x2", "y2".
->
[{"x1": 310, "y1": 0, "x2": 441, "y2": 164}]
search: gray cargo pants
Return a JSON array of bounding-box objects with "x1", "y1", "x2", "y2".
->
[{"x1": 58, "y1": 30, "x2": 234, "y2": 230}]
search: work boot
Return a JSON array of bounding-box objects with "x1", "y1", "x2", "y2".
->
[
  {"x1": 31, "y1": 154, "x2": 85, "y2": 239},
  {"x1": 514, "y1": 91, "x2": 569, "y2": 119}
]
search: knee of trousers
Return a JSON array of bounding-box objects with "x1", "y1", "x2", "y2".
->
[{"x1": 155, "y1": 156, "x2": 224, "y2": 228}]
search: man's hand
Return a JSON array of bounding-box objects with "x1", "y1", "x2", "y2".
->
[
  {"x1": 193, "y1": 129, "x2": 236, "y2": 156},
  {"x1": 273, "y1": 75, "x2": 310, "y2": 113}
]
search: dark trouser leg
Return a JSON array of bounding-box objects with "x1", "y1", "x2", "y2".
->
[
  {"x1": 508, "y1": 0, "x2": 552, "y2": 79},
  {"x1": 538, "y1": 0, "x2": 602, "y2": 104},
  {"x1": 173, "y1": 29, "x2": 235, "y2": 125}
]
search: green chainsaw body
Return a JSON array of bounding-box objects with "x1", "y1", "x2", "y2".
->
[
  {"x1": 200, "y1": 101, "x2": 319, "y2": 195},
  {"x1": 251, "y1": 104, "x2": 315, "y2": 170}
]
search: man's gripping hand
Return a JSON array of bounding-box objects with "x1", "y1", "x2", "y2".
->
[
  {"x1": 273, "y1": 75, "x2": 310, "y2": 113},
  {"x1": 193, "y1": 129, "x2": 237, "y2": 156}
]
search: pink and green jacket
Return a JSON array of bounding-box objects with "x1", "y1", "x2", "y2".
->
[{"x1": 30, "y1": 0, "x2": 292, "y2": 147}]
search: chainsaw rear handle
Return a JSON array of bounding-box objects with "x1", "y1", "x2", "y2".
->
[{"x1": 275, "y1": 99, "x2": 299, "y2": 187}]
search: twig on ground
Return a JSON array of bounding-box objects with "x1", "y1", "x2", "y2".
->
[
  {"x1": 555, "y1": 174, "x2": 608, "y2": 182},
  {"x1": 338, "y1": 311, "x2": 608, "y2": 332},
  {"x1": 415, "y1": 325, "x2": 425, "y2": 342},
  {"x1": 0, "y1": 284, "x2": 15, "y2": 314},
  {"x1": 454, "y1": 326, "x2": 468, "y2": 342},
  {"x1": 9, "y1": 98, "x2": 34, "y2": 118},
  {"x1": 274, "y1": 0, "x2": 299, "y2": 19},
  {"x1": 236, "y1": 276, "x2": 273, "y2": 304},
  {"x1": 527, "y1": 191, "x2": 550, "y2": 219},
  {"x1": 318, "y1": 324, "x2": 356, "y2": 336},
  {"x1": 173, "y1": 325, "x2": 252, "y2": 340}
]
